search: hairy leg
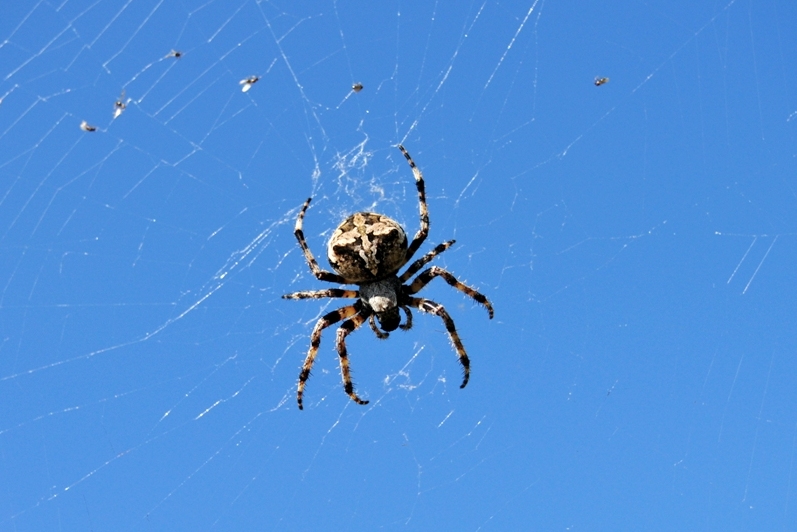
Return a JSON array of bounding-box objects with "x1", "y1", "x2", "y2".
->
[
  {"x1": 397, "y1": 145, "x2": 429, "y2": 265},
  {"x1": 399, "y1": 240, "x2": 455, "y2": 282},
  {"x1": 407, "y1": 266, "x2": 494, "y2": 318},
  {"x1": 409, "y1": 297, "x2": 471, "y2": 389},
  {"x1": 283, "y1": 288, "x2": 358, "y2": 300},
  {"x1": 292, "y1": 198, "x2": 346, "y2": 284},
  {"x1": 336, "y1": 311, "x2": 371, "y2": 406},
  {"x1": 297, "y1": 303, "x2": 360, "y2": 409}
]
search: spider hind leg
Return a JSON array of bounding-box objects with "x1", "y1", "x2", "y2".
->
[
  {"x1": 282, "y1": 288, "x2": 358, "y2": 300},
  {"x1": 397, "y1": 145, "x2": 429, "y2": 266},
  {"x1": 292, "y1": 198, "x2": 347, "y2": 284}
]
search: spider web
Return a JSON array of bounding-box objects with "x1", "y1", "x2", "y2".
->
[{"x1": 1, "y1": 0, "x2": 797, "y2": 529}]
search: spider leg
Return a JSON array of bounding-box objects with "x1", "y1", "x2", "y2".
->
[
  {"x1": 399, "y1": 240, "x2": 455, "y2": 282},
  {"x1": 283, "y1": 288, "x2": 358, "y2": 300},
  {"x1": 293, "y1": 198, "x2": 347, "y2": 284},
  {"x1": 297, "y1": 303, "x2": 359, "y2": 410},
  {"x1": 336, "y1": 310, "x2": 371, "y2": 406},
  {"x1": 369, "y1": 314, "x2": 389, "y2": 339},
  {"x1": 397, "y1": 145, "x2": 429, "y2": 265},
  {"x1": 408, "y1": 297, "x2": 471, "y2": 388},
  {"x1": 407, "y1": 266, "x2": 494, "y2": 318},
  {"x1": 399, "y1": 305, "x2": 413, "y2": 330}
]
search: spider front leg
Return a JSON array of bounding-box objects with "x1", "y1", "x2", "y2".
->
[
  {"x1": 409, "y1": 297, "x2": 471, "y2": 388},
  {"x1": 398, "y1": 145, "x2": 429, "y2": 264},
  {"x1": 336, "y1": 311, "x2": 371, "y2": 406},
  {"x1": 292, "y1": 198, "x2": 347, "y2": 284},
  {"x1": 407, "y1": 266, "x2": 494, "y2": 318},
  {"x1": 297, "y1": 303, "x2": 360, "y2": 410}
]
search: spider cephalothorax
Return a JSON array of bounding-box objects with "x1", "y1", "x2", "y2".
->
[{"x1": 283, "y1": 145, "x2": 494, "y2": 409}]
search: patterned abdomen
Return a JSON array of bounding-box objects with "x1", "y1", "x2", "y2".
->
[{"x1": 327, "y1": 212, "x2": 408, "y2": 282}]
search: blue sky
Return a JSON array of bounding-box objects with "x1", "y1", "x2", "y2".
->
[{"x1": 1, "y1": 0, "x2": 796, "y2": 530}]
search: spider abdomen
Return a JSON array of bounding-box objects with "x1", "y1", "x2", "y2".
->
[{"x1": 327, "y1": 212, "x2": 408, "y2": 282}]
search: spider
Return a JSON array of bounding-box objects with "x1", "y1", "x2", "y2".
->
[{"x1": 283, "y1": 145, "x2": 494, "y2": 409}]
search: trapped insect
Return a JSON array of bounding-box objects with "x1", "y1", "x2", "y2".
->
[
  {"x1": 80, "y1": 120, "x2": 96, "y2": 132},
  {"x1": 113, "y1": 90, "x2": 126, "y2": 119},
  {"x1": 240, "y1": 76, "x2": 259, "y2": 92},
  {"x1": 283, "y1": 145, "x2": 494, "y2": 409},
  {"x1": 594, "y1": 76, "x2": 610, "y2": 86}
]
